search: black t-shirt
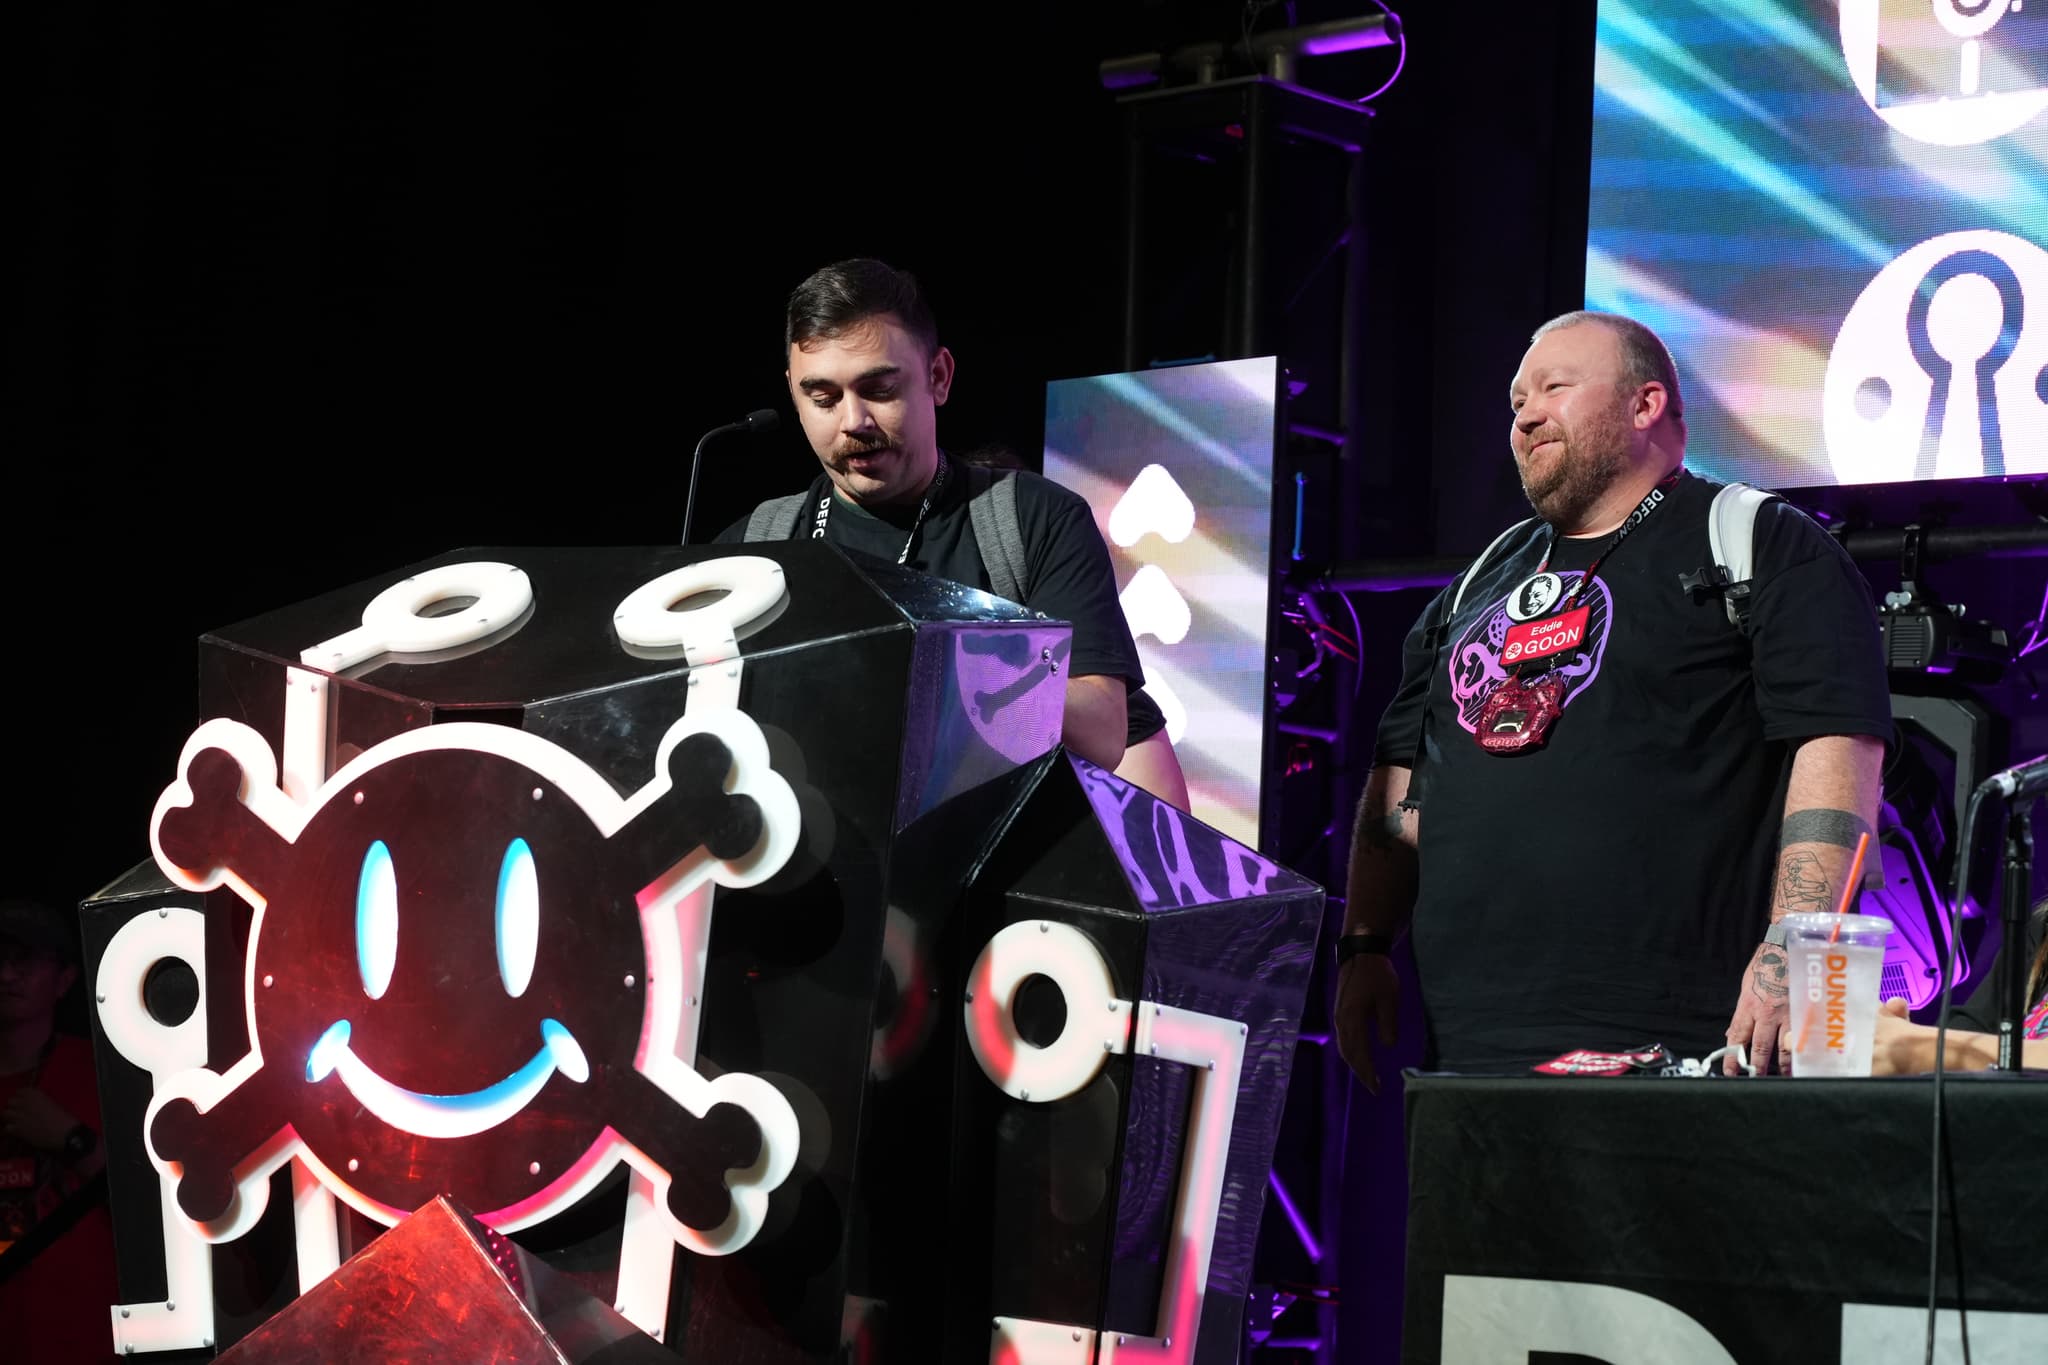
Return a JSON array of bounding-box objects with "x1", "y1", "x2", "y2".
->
[
  {"x1": 1372, "y1": 471, "x2": 1893, "y2": 1070},
  {"x1": 717, "y1": 457, "x2": 1148, "y2": 693}
]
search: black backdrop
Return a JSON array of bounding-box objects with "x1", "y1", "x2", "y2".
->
[{"x1": 7, "y1": 0, "x2": 1601, "y2": 923}]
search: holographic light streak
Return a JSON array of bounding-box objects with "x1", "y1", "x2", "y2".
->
[
  {"x1": 1046, "y1": 359, "x2": 1279, "y2": 848},
  {"x1": 1590, "y1": 0, "x2": 2048, "y2": 489}
]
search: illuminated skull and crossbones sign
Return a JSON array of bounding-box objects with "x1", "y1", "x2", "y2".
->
[{"x1": 134, "y1": 557, "x2": 804, "y2": 1345}]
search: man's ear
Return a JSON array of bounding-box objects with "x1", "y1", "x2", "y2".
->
[
  {"x1": 1632, "y1": 381, "x2": 1669, "y2": 430},
  {"x1": 929, "y1": 346, "x2": 956, "y2": 406}
]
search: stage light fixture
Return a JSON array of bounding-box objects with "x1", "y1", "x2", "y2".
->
[{"x1": 1097, "y1": 9, "x2": 1401, "y2": 92}]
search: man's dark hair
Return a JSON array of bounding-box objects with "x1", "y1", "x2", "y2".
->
[{"x1": 785, "y1": 258, "x2": 940, "y2": 358}]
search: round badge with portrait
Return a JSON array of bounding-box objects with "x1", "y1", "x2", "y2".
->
[{"x1": 1506, "y1": 572, "x2": 1565, "y2": 623}]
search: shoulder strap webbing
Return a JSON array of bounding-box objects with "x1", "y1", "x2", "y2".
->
[
  {"x1": 1707, "y1": 482, "x2": 1778, "y2": 634},
  {"x1": 1448, "y1": 517, "x2": 1540, "y2": 618},
  {"x1": 966, "y1": 465, "x2": 1030, "y2": 604},
  {"x1": 744, "y1": 492, "x2": 809, "y2": 543}
]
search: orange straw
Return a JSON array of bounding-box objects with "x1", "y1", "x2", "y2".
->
[
  {"x1": 1790, "y1": 831, "x2": 1873, "y2": 1059},
  {"x1": 1828, "y1": 830, "x2": 1872, "y2": 941}
]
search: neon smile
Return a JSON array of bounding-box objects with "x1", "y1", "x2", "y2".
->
[{"x1": 306, "y1": 1018, "x2": 590, "y2": 1140}]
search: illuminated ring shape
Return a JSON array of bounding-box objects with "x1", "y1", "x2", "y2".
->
[
  {"x1": 963, "y1": 920, "x2": 1129, "y2": 1103},
  {"x1": 612, "y1": 557, "x2": 787, "y2": 650},
  {"x1": 94, "y1": 906, "x2": 208, "y2": 1078},
  {"x1": 353, "y1": 561, "x2": 533, "y2": 658}
]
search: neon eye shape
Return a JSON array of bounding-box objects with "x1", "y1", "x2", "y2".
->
[
  {"x1": 497, "y1": 838, "x2": 538, "y2": 998},
  {"x1": 357, "y1": 840, "x2": 397, "y2": 1000}
]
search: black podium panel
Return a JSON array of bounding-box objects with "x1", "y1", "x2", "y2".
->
[
  {"x1": 948, "y1": 754, "x2": 1324, "y2": 1365},
  {"x1": 1403, "y1": 1073, "x2": 2048, "y2": 1363}
]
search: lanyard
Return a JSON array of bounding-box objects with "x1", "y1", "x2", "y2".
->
[
  {"x1": 810, "y1": 454, "x2": 950, "y2": 565},
  {"x1": 1538, "y1": 470, "x2": 1682, "y2": 612}
]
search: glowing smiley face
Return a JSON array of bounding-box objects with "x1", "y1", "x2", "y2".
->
[{"x1": 148, "y1": 715, "x2": 795, "y2": 1238}]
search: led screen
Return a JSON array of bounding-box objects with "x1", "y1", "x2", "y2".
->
[
  {"x1": 1044, "y1": 357, "x2": 1279, "y2": 849},
  {"x1": 1588, "y1": 0, "x2": 2048, "y2": 488}
]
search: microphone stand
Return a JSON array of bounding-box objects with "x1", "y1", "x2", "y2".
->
[
  {"x1": 1996, "y1": 797, "x2": 2035, "y2": 1071},
  {"x1": 680, "y1": 420, "x2": 741, "y2": 547}
]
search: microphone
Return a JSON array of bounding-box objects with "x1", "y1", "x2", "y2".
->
[
  {"x1": 681, "y1": 408, "x2": 782, "y2": 546},
  {"x1": 1978, "y1": 752, "x2": 2048, "y2": 801}
]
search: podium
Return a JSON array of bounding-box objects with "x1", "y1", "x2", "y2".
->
[{"x1": 84, "y1": 542, "x2": 1321, "y2": 1362}]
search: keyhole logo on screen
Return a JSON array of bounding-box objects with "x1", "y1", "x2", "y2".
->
[
  {"x1": 1822, "y1": 230, "x2": 2048, "y2": 484},
  {"x1": 1840, "y1": 0, "x2": 2048, "y2": 145}
]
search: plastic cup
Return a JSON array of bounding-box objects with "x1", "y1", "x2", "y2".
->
[{"x1": 1782, "y1": 912, "x2": 1894, "y2": 1077}]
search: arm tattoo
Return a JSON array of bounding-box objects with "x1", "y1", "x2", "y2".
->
[
  {"x1": 1775, "y1": 850, "x2": 1832, "y2": 915},
  {"x1": 1779, "y1": 807, "x2": 1872, "y2": 852},
  {"x1": 1752, "y1": 946, "x2": 1789, "y2": 1000}
]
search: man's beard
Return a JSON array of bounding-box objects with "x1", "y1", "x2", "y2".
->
[{"x1": 1517, "y1": 405, "x2": 1633, "y2": 529}]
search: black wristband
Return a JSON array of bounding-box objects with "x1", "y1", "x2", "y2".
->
[{"x1": 1335, "y1": 933, "x2": 1394, "y2": 964}]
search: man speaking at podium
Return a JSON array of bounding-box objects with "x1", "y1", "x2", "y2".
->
[
  {"x1": 717, "y1": 258, "x2": 1187, "y2": 805},
  {"x1": 1334, "y1": 312, "x2": 1892, "y2": 1084}
]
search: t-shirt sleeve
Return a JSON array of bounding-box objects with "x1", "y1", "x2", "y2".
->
[
  {"x1": 1126, "y1": 686, "x2": 1167, "y2": 745},
  {"x1": 1745, "y1": 500, "x2": 1893, "y2": 744},
  {"x1": 1371, "y1": 589, "x2": 1450, "y2": 769},
  {"x1": 1015, "y1": 476, "x2": 1145, "y2": 686}
]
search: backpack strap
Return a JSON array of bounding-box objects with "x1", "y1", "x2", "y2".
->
[
  {"x1": 965, "y1": 464, "x2": 1031, "y2": 605},
  {"x1": 1704, "y1": 482, "x2": 1779, "y2": 635},
  {"x1": 1398, "y1": 517, "x2": 1540, "y2": 811},
  {"x1": 743, "y1": 492, "x2": 810, "y2": 543},
  {"x1": 1449, "y1": 517, "x2": 1540, "y2": 618}
]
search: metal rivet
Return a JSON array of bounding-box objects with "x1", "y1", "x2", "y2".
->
[
  {"x1": 1103, "y1": 1041, "x2": 1113, "y2": 1052},
  {"x1": 1207, "y1": 1060, "x2": 1215, "y2": 1071},
  {"x1": 963, "y1": 990, "x2": 975, "y2": 1003},
  {"x1": 529, "y1": 1161, "x2": 541, "y2": 1176},
  {"x1": 1039, "y1": 922, "x2": 1049, "y2": 933},
  {"x1": 96, "y1": 994, "x2": 106, "y2": 1004},
  {"x1": 158, "y1": 907, "x2": 168, "y2": 918},
  {"x1": 688, "y1": 995, "x2": 697, "y2": 1006},
  {"x1": 120, "y1": 1308, "x2": 131, "y2": 1319},
  {"x1": 1108, "y1": 1001, "x2": 1119, "y2": 1011},
  {"x1": 166, "y1": 1302, "x2": 175, "y2": 1312},
  {"x1": 348, "y1": 1158, "x2": 359, "y2": 1172},
  {"x1": 1073, "y1": 1331, "x2": 1083, "y2": 1342},
  {"x1": 624, "y1": 974, "x2": 637, "y2": 988},
  {"x1": 263, "y1": 975, "x2": 274, "y2": 988},
  {"x1": 532, "y1": 788, "x2": 543, "y2": 801},
  {"x1": 1019, "y1": 1090, "x2": 1030, "y2": 1101},
  {"x1": 353, "y1": 791, "x2": 365, "y2": 805},
  {"x1": 1151, "y1": 1045, "x2": 1159, "y2": 1055}
]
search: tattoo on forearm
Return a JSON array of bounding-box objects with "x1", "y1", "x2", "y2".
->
[
  {"x1": 1779, "y1": 807, "x2": 1872, "y2": 852},
  {"x1": 1775, "y1": 851, "x2": 1833, "y2": 914},
  {"x1": 1753, "y1": 946, "x2": 1789, "y2": 1000}
]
